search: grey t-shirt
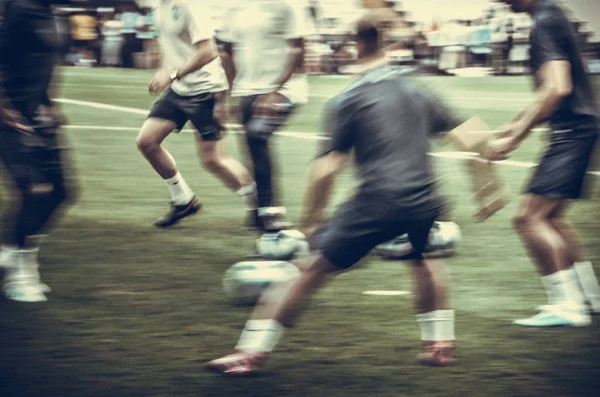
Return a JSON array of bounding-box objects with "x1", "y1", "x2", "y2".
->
[
  {"x1": 529, "y1": 0, "x2": 599, "y2": 127},
  {"x1": 319, "y1": 65, "x2": 463, "y2": 220}
]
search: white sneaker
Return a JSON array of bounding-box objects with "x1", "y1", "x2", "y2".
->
[
  {"x1": 515, "y1": 305, "x2": 591, "y2": 327},
  {"x1": 2, "y1": 248, "x2": 50, "y2": 301}
]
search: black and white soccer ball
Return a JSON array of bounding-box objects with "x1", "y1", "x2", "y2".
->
[
  {"x1": 222, "y1": 261, "x2": 301, "y2": 306},
  {"x1": 374, "y1": 222, "x2": 462, "y2": 259},
  {"x1": 256, "y1": 229, "x2": 310, "y2": 261}
]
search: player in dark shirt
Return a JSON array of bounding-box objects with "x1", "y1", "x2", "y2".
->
[
  {"x1": 490, "y1": 0, "x2": 600, "y2": 326},
  {"x1": 0, "y1": 0, "x2": 77, "y2": 303},
  {"x1": 206, "y1": 17, "x2": 480, "y2": 376}
]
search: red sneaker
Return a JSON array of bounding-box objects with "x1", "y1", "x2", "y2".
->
[
  {"x1": 205, "y1": 351, "x2": 267, "y2": 376},
  {"x1": 416, "y1": 341, "x2": 456, "y2": 367}
]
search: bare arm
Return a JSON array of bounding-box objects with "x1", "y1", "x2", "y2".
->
[
  {"x1": 300, "y1": 152, "x2": 349, "y2": 232},
  {"x1": 508, "y1": 60, "x2": 572, "y2": 144},
  {"x1": 272, "y1": 38, "x2": 305, "y2": 92},
  {"x1": 176, "y1": 38, "x2": 219, "y2": 79},
  {"x1": 221, "y1": 41, "x2": 236, "y2": 91}
]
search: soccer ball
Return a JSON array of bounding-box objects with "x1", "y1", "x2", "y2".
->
[
  {"x1": 256, "y1": 229, "x2": 310, "y2": 260},
  {"x1": 374, "y1": 222, "x2": 462, "y2": 259},
  {"x1": 222, "y1": 261, "x2": 301, "y2": 305}
]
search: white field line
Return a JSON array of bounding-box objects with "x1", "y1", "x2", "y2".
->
[{"x1": 60, "y1": 98, "x2": 599, "y2": 175}]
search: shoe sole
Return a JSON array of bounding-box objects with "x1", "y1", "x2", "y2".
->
[
  {"x1": 205, "y1": 363, "x2": 264, "y2": 377},
  {"x1": 513, "y1": 317, "x2": 591, "y2": 327}
]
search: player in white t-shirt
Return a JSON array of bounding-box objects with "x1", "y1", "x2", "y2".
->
[
  {"x1": 219, "y1": 0, "x2": 310, "y2": 232},
  {"x1": 136, "y1": 0, "x2": 256, "y2": 229}
]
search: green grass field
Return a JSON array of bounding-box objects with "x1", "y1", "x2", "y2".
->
[{"x1": 1, "y1": 68, "x2": 600, "y2": 397}]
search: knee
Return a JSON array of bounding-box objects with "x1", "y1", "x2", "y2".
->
[
  {"x1": 201, "y1": 154, "x2": 222, "y2": 173},
  {"x1": 246, "y1": 119, "x2": 272, "y2": 142},
  {"x1": 512, "y1": 212, "x2": 533, "y2": 233},
  {"x1": 136, "y1": 134, "x2": 160, "y2": 155}
]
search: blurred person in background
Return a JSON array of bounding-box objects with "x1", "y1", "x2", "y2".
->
[
  {"x1": 218, "y1": 0, "x2": 310, "y2": 232},
  {"x1": 0, "y1": 0, "x2": 78, "y2": 303},
  {"x1": 136, "y1": 7, "x2": 158, "y2": 69},
  {"x1": 100, "y1": 11, "x2": 123, "y2": 67},
  {"x1": 119, "y1": 4, "x2": 141, "y2": 68},
  {"x1": 136, "y1": 0, "x2": 256, "y2": 229},
  {"x1": 489, "y1": 0, "x2": 600, "y2": 327},
  {"x1": 69, "y1": 9, "x2": 99, "y2": 66}
]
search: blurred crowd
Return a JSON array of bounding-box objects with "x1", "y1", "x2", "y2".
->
[
  {"x1": 60, "y1": 4, "x2": 159, "y2": 69},
  {"x1": 53, "y1": 0, "x2": 600, "y2": 76}
]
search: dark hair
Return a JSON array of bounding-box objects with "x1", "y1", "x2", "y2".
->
[{"x1": 356, "y1": 20, "x2": 380, "y2": 56}]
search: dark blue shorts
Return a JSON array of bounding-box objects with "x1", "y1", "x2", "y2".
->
[
  {"x1": 526, "y1": 122, "x2": 599, "y2": 200},
  {"x1": 317, "y1": 197, "x2": 437, "y2": 269},
  {"x1": 148, "y1": 89, "x2": 223, "y2": 141}
]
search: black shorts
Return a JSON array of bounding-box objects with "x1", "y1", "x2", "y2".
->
[
  {"x1": 317, "y1": 197, "x2": 437, "y2": 269},
  {"x1": 239, "y1": 94, "x2": 295, "y2": 141},
  {"x1": 148, "y1": 89, "x2": 223, "y2": 141},
  {"x1": 0, "y1": 120, "x2": 68, "y2": 191},
  {"x1": 526, "y1": 123, "x2": 599, "y2": 200}
]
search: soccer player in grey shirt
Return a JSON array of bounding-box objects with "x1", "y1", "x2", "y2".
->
[{"x1": 206, "y1": 17, "x2": 479, "y2": 375}]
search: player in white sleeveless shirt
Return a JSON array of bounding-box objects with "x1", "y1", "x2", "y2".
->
[
  {"x1": 136, "y1": 0, "x2": 256, "y2": 229},
  {"x1": 219, "y1": 0, "x2": 310, "y2": 232}
]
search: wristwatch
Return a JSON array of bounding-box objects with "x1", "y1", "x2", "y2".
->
[{"x1": 169, "y1": 69, "x2": 179, "y2": 81}]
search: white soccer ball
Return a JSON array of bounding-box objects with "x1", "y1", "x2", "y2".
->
[
  {"x1": 374, "y1": 222, "x2": 462, "y2": 259},
  {"x1": 222, "y1": 261, "x2": 301, "y2": 305},
  {"x1": 256, "y1": 229, "x2": 310, "y2": 260}
]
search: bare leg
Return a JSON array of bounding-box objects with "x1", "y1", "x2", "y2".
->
[
  {"x1": 136, "y1": 118, "x2": 178, "y2": 179},
  {"x1": 197, "y1": 138, "x2": 253, "y2": 192},
  {"x1": 512, "y1": 195, "x2": 568, "y2": 276},
  {"x1": 254, "y1": 255, "x2": 339, "y2": 328},
  {"x1": 408, "y1": 258, "x2": 450, "y2": 314},
  {"x1": 512, "y1": 195, "x2": 589, "y2": 326},
  {"x1": 548, "y1": 202, "x2": 585, "y2": 265}
]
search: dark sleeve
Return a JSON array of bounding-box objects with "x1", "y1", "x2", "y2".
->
[
  {"x1": 533, "y1": 14, "x2": 569, "y2": 66},
  {"x1": 317, "y1": 100, "x2": 356, "y2": 157},
  {"x1": 0, "y1": 1, "x2": 23, "y2": 111}
]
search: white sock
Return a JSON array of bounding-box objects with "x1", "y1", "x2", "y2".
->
[
  {"x1": 560, "y1": 268, "x2": 586, "y2": 310},
  {"x1": 235, "y1": 319, "x2": 285, "y2": 353},
  {"x1": 165, "y1": 172, "x2": 194, "y2": 205},
  {"x1": 541, "y1": 272, "x2": 566, "y2": 305},
  {"x1": 237, "y1": 182, "x2": 257, "y2": 211},
  {"x1": 573, "y1": 261, "x2": 600, "y2": 310},
  {"x1": 416, "y1": 310, "x2": 455, "y2": 342}
]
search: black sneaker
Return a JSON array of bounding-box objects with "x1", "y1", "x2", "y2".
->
[
  {"x1": 244, "y1": 209, "x2": 293, "y2": 232},
  {"x1": 154, "y1": 196, "x2": 202, "y2": 228}
]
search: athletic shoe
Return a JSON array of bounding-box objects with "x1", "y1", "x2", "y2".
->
[
  {"x1": 513, "y1": 306, "x2": 591, "y2": 327},
  {"x1": 154, "y1": 196, "x2": 202, "y2": 228},
  {"x1": 2, "y1": 248, "x2": 50, "y2": 299},
  {"x1": 246, "y1": 207, "x2": 293, "y2": 232},
  {"x1": 3, "y1": 281, "x2": 47, "y2": 303},
  {"x1": 205, "y1": 351, "x2": 267, "y2": 376},
  {"x1": 416, "y1": 341, "x2": 457, "y2": 367}
]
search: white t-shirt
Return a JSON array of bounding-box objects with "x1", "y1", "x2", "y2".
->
[
  {"x1": 218, "y1": 0, "x2": 309, "y2": 104},
  {"x1": 154, "y1": 0, "x2": 228, "y2": 96}
]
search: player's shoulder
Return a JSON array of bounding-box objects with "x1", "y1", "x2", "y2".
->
[{"x1": 533, "y1": 0, "x2": 568, "y2": 29}]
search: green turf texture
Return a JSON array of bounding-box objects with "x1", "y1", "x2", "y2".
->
[{"x1": 1, "y1": 68, "x2": 599, "y2": 397}]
